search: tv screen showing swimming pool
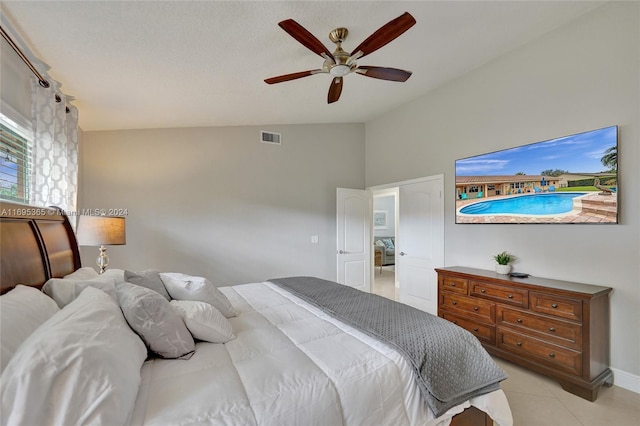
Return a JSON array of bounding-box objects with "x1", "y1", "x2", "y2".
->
[{"x1": 455, "y1": 126, "x2": 618, "y2": 224}]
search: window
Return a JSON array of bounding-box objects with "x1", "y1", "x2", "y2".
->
[
  {"x1": 510, "y1": 182, "x2": 525, "y2": 189},
  {"x1": 0, "y1": 114, "x2": 32, "y2": 203}
]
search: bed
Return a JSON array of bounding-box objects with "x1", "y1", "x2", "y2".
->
[{"x1": 0, "y1": 201, "x2": 512, "y2": 426}]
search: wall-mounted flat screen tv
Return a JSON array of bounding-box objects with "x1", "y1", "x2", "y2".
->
[{"x1": 455, "y1": 126, "x2": 618, "y2": 224}]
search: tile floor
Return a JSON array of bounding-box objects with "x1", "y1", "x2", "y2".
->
[
  {"x1": 371, "y1": 267, "x2": 640, "y2": 425},
  {"x1": 372, "y1": 265, "x2": 397, "y2": 300},
  {"x1": 495, "y1": 357, "x2": 640, "y2": 425}
]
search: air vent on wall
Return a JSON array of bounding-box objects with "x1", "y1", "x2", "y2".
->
[{"x1": 261, "y1": 131, "x2": 282, "y2": 145}]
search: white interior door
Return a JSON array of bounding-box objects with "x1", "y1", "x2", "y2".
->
[
  {"x1": 397, "y1": 177, "x2": 444, "y2": 314},
  {"x1": 336, "y1": 188, "x2": 371, "y2": 291}
]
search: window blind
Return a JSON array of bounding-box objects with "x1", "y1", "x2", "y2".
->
[{"x1": 0, "y1": 120, "x2": 31, "y2": 203}]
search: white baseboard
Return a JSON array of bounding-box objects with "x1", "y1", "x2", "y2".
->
[{"x1": 612, "y1": 367, "x2": 640, "y2": 394}]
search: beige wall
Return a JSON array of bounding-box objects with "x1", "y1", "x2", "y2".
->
[
  {"x1": 365, "y1": 2, "x2": 640, "y2": 379},
  {"x1": 81, "y1": 124, "x2": 364, "y2": 285}
]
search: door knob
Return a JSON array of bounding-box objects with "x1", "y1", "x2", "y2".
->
[
  {"x1": 338, "y1": 250, "x2": 348, "y2": 254},
  {"x1": 399, "y1": 252, "x2": 407, "y2": 256}
]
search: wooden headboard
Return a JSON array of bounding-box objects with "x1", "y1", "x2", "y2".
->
[{"x1": 0, "y1": 201, "x2": 81, "y2": 294}]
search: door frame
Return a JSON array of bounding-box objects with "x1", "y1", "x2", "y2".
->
[
  {"x1": 367, "y1": 174, "x2": 445, "y2": 293},
  {"x1": 371, "y1": 187, "x2": 399, "y2": 288}
]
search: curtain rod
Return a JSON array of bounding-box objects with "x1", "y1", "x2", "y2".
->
[{"x1": 0, "y1": 25, "x2": 50, "y2": 88}]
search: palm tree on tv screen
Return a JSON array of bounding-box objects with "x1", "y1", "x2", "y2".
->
[{"x1": 601, "y1": 146, "x2": 617, "y2": 172}]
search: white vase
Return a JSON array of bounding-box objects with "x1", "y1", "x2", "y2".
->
[{"x1": 495, "y1": 264, "x2": 511, "y2": 275}]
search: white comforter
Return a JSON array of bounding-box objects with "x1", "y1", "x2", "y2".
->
[{"x1": 131, "y1": 282, "x2": 512, "y2": 426}]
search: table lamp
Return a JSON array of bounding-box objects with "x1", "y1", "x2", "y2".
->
[{"x1": 77, "y1": 215, "x2": 126, "y2": 273}]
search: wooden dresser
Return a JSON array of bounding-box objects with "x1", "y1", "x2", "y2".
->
[{"x1": 436, "y1": 266, "x2": 613, "y2": 401}]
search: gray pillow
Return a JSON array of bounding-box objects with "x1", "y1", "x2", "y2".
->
[
  {"x1": 124, "y1": 270, "x2": 171, "y2": 301},
  {"x1": 115, "y1": 281, "x2": 194, "y2": 359}
]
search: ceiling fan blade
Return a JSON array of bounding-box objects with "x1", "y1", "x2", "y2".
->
[
  {"x1": 264, "y1": 70, "x2": 323, "y2": 84},
  {"x1": 278, "y1": 19, "x2": 335, "y2": 61},
  {"x1": 351, "y1": 12, "x2": 416, "y2": 59},
  {"x1": 328, "y1": 77, "x2": 343, "y2": 104},
  {"x1": 356, "y1": 66, "x2": 412, "y2": 82}
]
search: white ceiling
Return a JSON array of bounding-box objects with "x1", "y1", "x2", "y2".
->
[{"x1": 2, "y1": 1, "x2": 605, "y2": 131}]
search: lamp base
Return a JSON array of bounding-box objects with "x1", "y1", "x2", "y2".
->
[{"x1": 97, "y1": 245, "x2": 109, "y2": 274}]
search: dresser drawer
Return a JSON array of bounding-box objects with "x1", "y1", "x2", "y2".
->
[
  {"x1": 443, "y1": 313, "x2": 495, "y2": 345},
  {"x1": 439, "y1": 275, "x2": 468, "y2": 295},
  {"x1": 497, "y1": 306, "x2": 582, "y2": 350},
  {"x1": 530, "y1": 292, "x2": 582, "y2": 322},
  {"x1": 498, "y1": 329, "x2": 582, "y2": 376},
  {"x1": 470, "y1": 280, "x2": 529, "y2": 308},
  {"x1": 440, "y1": 293, "x2": 495, "y2": 323}
]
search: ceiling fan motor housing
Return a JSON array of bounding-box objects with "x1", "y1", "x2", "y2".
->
[{"x1": 327, "y1": 27, "x2": 355, "y2": 76}]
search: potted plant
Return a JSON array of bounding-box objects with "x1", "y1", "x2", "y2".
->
[{"x1": 493, "y1": 251, "x2": 514, "y2": 275}]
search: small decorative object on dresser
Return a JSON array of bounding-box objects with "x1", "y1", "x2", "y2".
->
[
  {"x1": 436, "y1": 266, "x2": 613, "y2": 402},
  {"x1": 493, "y1": 251, "x2": 514, "y2": 275}
]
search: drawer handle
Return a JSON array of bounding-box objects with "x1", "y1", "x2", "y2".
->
[
  {"x1": 473, "y1": 327, "x2": 479, "y2": 332},
  {"x1": 516, "y1": 318, "x2": 523, "y2": 323},
  {"x1": 551, "y1": 304, "x2": 558, "y2": 308},
  {"x1": 508, "y1": 294, "x2": 513, "y2": 299},
  {"x1": 452, "y1": 301, "x2": 457, "y2": 305},
  {"x1": 473, "y1": 306, "x2": 479, "y2": 311},
  {"x1": 516, "y1": 341, "x2": 522, "y2": 347},
  {"x1": 452, "y1": 320, "x2": 457, "y2": 324},
  {"x1": 549, "y1": 352, "x2": 555, "y2": 358},
  {"x1": 480, "y1": 289, "x2": 486, "y2": 293},
  {"x1": 549, "y1": 327, "x2": 556, "y2": 332},
  {"x1": 450, "y1": 282, "x2": 456, "y2": 287}
]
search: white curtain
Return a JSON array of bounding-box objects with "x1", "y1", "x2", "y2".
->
[{"x1": 30, "y1": 77, "x2": 79, "y2": 212}]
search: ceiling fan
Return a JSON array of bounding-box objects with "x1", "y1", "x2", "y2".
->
[{"x1": 264, "y1": 12, "x2": 416, "y2": 104}]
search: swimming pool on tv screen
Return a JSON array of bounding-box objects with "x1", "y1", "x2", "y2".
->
[{"x1": 459, "y1": 193, "x2": 587, "y2": 216}]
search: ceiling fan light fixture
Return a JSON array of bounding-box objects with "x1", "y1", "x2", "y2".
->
[
  {"x1": 329, "y1": 64, "x2": 351, "y2": 77},
  {"x1": 265, "y1": 12, "x2": 416, "y2": 103}
]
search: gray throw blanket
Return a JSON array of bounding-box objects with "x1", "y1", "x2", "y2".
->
[{"x1": 269, "y1": 276, "x2": 507, "y2": 417}]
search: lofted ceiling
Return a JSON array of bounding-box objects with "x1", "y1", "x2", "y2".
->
[{"x1": 1, "y1": 1, "x2": 605, "y2": 131}]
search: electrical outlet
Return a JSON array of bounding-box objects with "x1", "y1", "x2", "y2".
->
[{"x1": 311, "y1": 235, "x2": 319, "y2": 244}]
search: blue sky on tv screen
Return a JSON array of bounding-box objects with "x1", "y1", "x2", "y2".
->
[{"x1": 456, "y1": 126, "x2": 617, "y2": 176}]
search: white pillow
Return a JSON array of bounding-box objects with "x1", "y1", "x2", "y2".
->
[
  {"x1": 0, "y1": 287, "x2": 147, "y2": 426},
  {"x1": 63, "y1": 266, "x2": 99, "y2": 280},
  {"x1": 160, "y1": 272, "x2": 238, "y2": 318},
  {"x1": 116, "y1": 281, "x2": 195, "y2": 359},
  {"x1": 0, "y1": 285, "x2": 59, "y2": 373},
  {"x1": 170, "y1": 300, "x2": 235, "y2": 343},
  {"x1": 42, "y1": 268, "x2": 124, "y2": 308}
]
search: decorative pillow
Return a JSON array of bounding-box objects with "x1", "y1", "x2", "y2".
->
[
  {"x1": 375, "y1": 240, "x2": 385, "y2": 247},
  {"x1": 42, "y1": 268, "x2": 124, "y2": 308},
  {"x1": 124, "y1": 270, "x2": 171, "y2": 301},
  {"x1": 0, "y1": 287, "x2": 146, "y2": 426},
  {"x1": 0, "y1": 285, "x2": 59, "y2": 373},
  {"x1": 116, "y1": 281, "x2": 194, "y2": 359},
  {"x1": 63, "y1": 266, "x2": 99, "y2": 280},
  {"x1": 170, "y1": 300, "x2": 235, "y2": 343},
  {"x1": 381, "y1": 238, "x2": 394, "y2": 249},
  {"x1": 160, "y1": 272, "x2": 237, "y2": 318}
]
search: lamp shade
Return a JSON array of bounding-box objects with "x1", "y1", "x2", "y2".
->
[{"x1": 77, "y1": 215, "x2": 126, "y2": 246}]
